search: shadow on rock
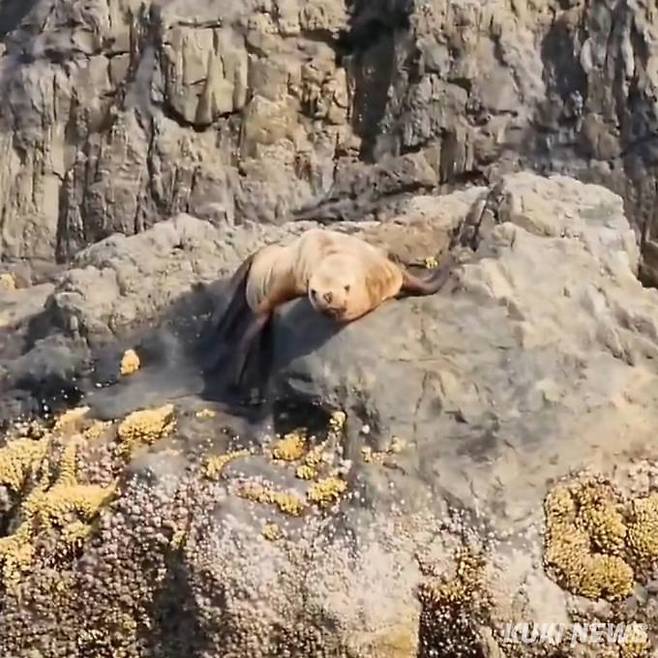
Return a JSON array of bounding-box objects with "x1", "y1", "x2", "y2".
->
[
  {"x1": 78, "y1": 276, "x2": 343, "y2": 424},
  {"x1": 185, "y1": 281, "x2": 344, "y2": 413},
  {"x1": 0, "y1": 262, "x2": 343, "y2": 430},
  {"x1": 264, "y1": 298, "x2": 344, "y2": 386}
]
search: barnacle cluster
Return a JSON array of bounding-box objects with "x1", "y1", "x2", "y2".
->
[
  {"x1": 328, "y1": 410, "x2": 346, "y2": 432},
  {"x1": 361, "y1": 436, "x2": 407, "y2": 466},
  {"x1": 195, "y1": 408, "x2": 216, "y2": 419},
  {"x1": 543, "y1": 474, "x2": 658, "y2": 601},
  {"x1": 619, "y1": 622, "x2": 651, "y2": 658},
  {"x1": 417, "y1": 547, "x2": 491, "y2": 656},
  {"x1": 418, "y1": 547, "x2": 486, "y2": 608}
]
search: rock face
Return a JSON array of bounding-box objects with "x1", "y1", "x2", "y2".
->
[
  {"x1": 4, "y1": 0, "x2": 658, "y2": 284},
  {"x1": 0, "y1": 172, "x2": 658, "y2": 656}
]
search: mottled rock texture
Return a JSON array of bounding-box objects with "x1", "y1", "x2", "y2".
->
[
  {"x1": 0, "y1": 173, "x2": 657, "y2": 656},
  {"x1": 4, "y1": 0, "x2": 658, "y2": 285}
]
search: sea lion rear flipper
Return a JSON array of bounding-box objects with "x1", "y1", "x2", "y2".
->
[
  {"x1": 398, "y1": 253, "x2": 456, "y2": 297},
  {"x1": 213, "y1": 253, "x2": 256, "y2": 334},
  {"x1": 229, "y1": 311, "x2": 272, "y2": 388},
  {"x1": 200, "y1": 253, "x2": 256, "y2": 373}
]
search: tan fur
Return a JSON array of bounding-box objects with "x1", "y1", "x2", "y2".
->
[{"x1": 244, "y1": 228, "x2": 406, "y2": 322}]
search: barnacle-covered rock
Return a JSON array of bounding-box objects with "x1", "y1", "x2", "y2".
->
[
  {"x1": 0, "y1": 172, "x2": 657, "y2": 654},
  {"x1": 417, "y1": 548, "x2": 491, "y2": 656}
]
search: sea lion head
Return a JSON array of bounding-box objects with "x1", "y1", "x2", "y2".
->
[{"x1": 307, "y1": 257, "x2": 359, "y2": 321}]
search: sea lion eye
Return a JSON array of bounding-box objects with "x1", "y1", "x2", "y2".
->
[
  {"x1": 310, "y1": 288, "x2": 317, "y2": 298},
  {"x1": 344, "y1": 284, "x2": 350, "y2": 292}
]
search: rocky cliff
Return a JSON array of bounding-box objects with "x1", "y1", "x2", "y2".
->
[{"x1": 3, "y1": 0, "x2": 658, "y2": 281}]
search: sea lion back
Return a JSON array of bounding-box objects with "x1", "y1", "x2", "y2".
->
[{"x1": 245, "y1": 243, "x2": 295, "y2": 310}]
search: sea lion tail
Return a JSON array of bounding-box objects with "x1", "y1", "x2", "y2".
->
[{"x1": 399, "y1": 252, "x2": 456, "y2": 296}]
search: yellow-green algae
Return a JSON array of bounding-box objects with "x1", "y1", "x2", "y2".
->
[
  {"x1": 0, "y1": 436, "x2": 50, "y2": 492},
  {"x1": 0, "y1": 402, "x2": 179, "y2": 591},
  {"x1": 307, "y1": 476, "x2": 347, "y2": 508},
  {"x1": 203, "y1": 450, "x2": 250, "y2": 480},
  {"x1": 262, "y1": 522, "x2": 283, "y2": 541},
  {"x1": 0, "y1": 437, "x2": 115, "y2": 589},
  {"x1": 116, "y1": 404, "x2": 175, "y2": 455},
  {"x1": 236, "y1": 481, "x2": 307, "y2": 516},
  {"x1": 626, "y1": 492, "x2": 658, "y2": 569},
  {"x1": 271, "y1": 430, "x2": 307, "y2": 461},
  {"x1": 119, "y1": 348, "x2": 141, "y2": 376},
  {"x1": 543, "y1": 474, "x2": 658, "y2": 601}
]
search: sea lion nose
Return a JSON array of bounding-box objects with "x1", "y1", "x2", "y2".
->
[{"x1": 323, "y1": 292, "x2": 333, "y2": 303}]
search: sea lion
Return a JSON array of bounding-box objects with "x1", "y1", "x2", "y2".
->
[{"x1": 203, "y1": 228, "x2": 456, "y2": 390}]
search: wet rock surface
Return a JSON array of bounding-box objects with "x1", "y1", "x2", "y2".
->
[{"x1": 0, "y1": 172, "x2": 657, "y2": 656}]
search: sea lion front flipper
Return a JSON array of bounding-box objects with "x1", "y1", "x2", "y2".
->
[{"x1": 398, "y1": 253, "x2": 456, "y2": 297}]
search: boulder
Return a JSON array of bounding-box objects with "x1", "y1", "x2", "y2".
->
[{"x1": 0, "y1": 173, "x2": 656, "y2": 656}]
